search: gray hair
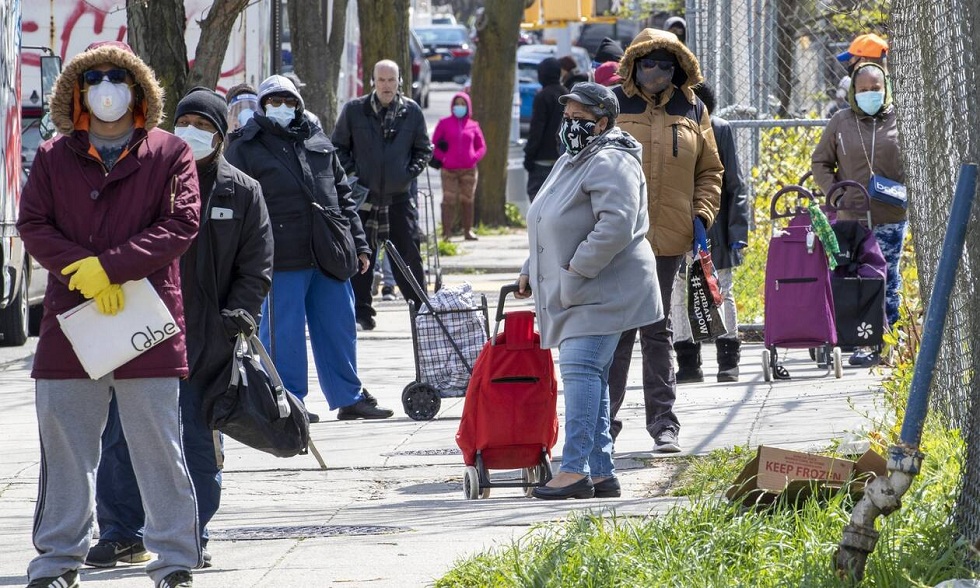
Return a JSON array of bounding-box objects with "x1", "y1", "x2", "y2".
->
[{"x1": 585, "y1": 103, "x2": 616, "y2": 125}]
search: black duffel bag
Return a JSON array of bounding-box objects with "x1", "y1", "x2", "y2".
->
[
  {"x1": 207, "y1": 311, "x2": 310, "y2": 458},
  {"x1": 311, "y1": 201, "x2": 358, "y2": 281}
]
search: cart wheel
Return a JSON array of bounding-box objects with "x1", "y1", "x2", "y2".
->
[
  {"x1": 402, "y1": 382, "x2": 441, "y2": 421},
  {"x1": 832, "y1": 347, "x2": 843, "y2": 379},
  {"x1": 522, "y1": 467, "x2": 537, "y2": 498},
  {"x1": 463, "y1": 466, "x2": 480, "y2": 500},
  {"x1": 762, "y1": 349, "x2": 772, "y2": 382}
]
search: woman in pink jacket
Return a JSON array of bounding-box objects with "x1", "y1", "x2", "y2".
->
[{"x1": 431, "y1": 92, "x2": 487, "y2": 241}]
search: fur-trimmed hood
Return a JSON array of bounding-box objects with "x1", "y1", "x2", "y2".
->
[
  {"x1": 49, "y1": 41, "x2": 164, "y2": 135},
  {"x1": 617, "y1": 28, "x2": 703, "y2": 102}
]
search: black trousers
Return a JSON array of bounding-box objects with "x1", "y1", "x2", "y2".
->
[
  {"x1": 526, "y1": 163, "x2": 553, "y2": 202},
  {"x1": 608, "y1": 254, "x2": 683, "y2": 440},
  {"x1": 351, "y1": 198, "x2": 425, "y2": 320}
]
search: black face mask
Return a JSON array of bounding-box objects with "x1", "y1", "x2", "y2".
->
[
  {"x1": 635, "y1": 65, "x2": 674, "y2": 96},
  {"x1": 558, "y1": 118, "x2": 598, "y2": 155}
]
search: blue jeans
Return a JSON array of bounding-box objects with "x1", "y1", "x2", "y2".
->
[
  {"x1": 872, "y1": 220, "x2": 907, "y2": 329},
  {"x1": 557, "y1": 334, "x2": 620, "y2": 478},
  {"x1": 261, "y1": 268, "x2": 363, "y2": 409}
]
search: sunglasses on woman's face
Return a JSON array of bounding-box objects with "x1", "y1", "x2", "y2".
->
[
  {"x1": 82, "y1": 68, "x2": 129, "y2": 85},
  {"x1": 637, "y1": 59, "x2": 674, "y2": 71},
  {"x1": 266, "y1": 96, "x2": 299, "y2": 108}
]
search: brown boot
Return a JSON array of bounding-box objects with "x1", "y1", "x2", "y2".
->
[
  {"x1": 462, "y1": 199, "x2": 478, "y2": 240},
  {"x1": 441, "y1": 201, "x2": 455, "y2": 241}
]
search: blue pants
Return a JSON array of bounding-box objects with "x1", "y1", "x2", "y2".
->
[
  {"x1": 557, "y1": 333, "x2": 620, "y2": 478},
  {"x1": 96, "y1": 379, "x2": 220, "y2": 546},
  {"x1": 872, "y1": 220, "x2": 907, "y2": 329},
  {"x1": 261, "y1": 268, "x2": 363, "y2": 410}
]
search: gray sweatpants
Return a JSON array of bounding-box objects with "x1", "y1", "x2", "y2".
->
[{"x1": 29, "y1": 377, "x2": 201, "y2": 584}]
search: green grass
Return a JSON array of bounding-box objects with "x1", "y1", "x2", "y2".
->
[{"x1": 436, "y1": 428, "x2": 970, "y2": 587}]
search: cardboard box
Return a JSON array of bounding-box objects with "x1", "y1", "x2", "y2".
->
[{"x1": 726, "y1": 445, "x2": 887, "y2": 507}]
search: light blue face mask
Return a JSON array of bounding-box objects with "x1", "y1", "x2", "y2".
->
[
  {"x1": 452, "y1": 105, "x2": 467, "y2": 118},
  {"x1": 237, "y1": 109, "x2": 255, "y2": 128},
  {"x1": 855, "y1": 90, "x2": 885, "y2": 115},
  {"x1": 265, "y1": 104, "x2": 296, "y2": 126},
  {"x1": 174, "y1": 125, "x2": 217, "y2": 160}
]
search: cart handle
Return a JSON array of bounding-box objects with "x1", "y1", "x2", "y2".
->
[
  {"x1": 496, "y1": 284, "x2": 522, "y2": 324},
  {"x1": 826, "y1": 180, "x2": 873, "y2": 227},
  {"x1": 770, "y1": 184, "x2": 815, "y2": 220}
]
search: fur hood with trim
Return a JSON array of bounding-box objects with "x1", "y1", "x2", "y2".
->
[
  {"x1": 49, "y1": 41, "x2": 164, "y2": 135},
  {"x1": 617, "y1": 28, "x2": 702, "y2": 102}
]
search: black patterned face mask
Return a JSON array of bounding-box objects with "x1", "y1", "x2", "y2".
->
[{"x1": 558, "y1": 118, "x2": 597, "y2": 155}]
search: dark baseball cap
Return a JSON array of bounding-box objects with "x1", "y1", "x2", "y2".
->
[{"x1": 558, "y1": 82, "x2": 620, "y2": 119}]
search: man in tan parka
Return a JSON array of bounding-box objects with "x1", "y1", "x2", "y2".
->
[{"x1": 607, "y1": 28, "x2": 724, "y2": 453}]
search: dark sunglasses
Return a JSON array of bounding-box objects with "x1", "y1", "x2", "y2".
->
[
  {"x1": 266, "y1": 96, "x2": 299, "y2": 108},
  {"x1": 82, "y1": 68, "x2": 128, "y2": 85},
  {"x1": 637, "y1": 59, "x2": 675, "y2": 71}
]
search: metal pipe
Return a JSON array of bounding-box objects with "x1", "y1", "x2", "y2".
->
[{"x1": 835, "y1": 163, "x2": 979, "y2": 581}]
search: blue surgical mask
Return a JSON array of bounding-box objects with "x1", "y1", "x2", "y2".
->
[
  {"x1": 237, "y1": 109, "x2": 255, "y2": 128},
  {"x1": 452, "y1": 105, "x2": 467, "y2": 118},
  {"x1": 855, "y1": 90, "x2": 885, "y2": 115},
  {"x1": 174, "y1": 125, "x2": 218, "y2": 160},
  {"x1": 265, "y1": 104, "x2": 296, "y2": 126}
]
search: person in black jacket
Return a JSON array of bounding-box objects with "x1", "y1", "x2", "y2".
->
[
  {"x1": 523, "y1": 57, "x2": 566, "y2": 202},
  {"x1": 670, "y1": 83, "x2": 750, "y2": 383},
  {"x1": 89, "y1": 87, "x2": 274, "y2": 569},
  {"x1": 226, "y1": 75, "x2": 394, "y2": 422},
  {"x1": 331, "y1": 59, "x2": 432, "y2": 331}
]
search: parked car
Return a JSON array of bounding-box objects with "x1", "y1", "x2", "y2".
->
[
  {"x1": 515, "y1": 45, "x2": 591, "y2": 124},
  {"x1": 409, "y1": 29, "x2": 431, "y2": 108},
  {"x1": 575, "y1": 20, "x2": 643, "y2": 59},
  {"x1": 413, "y1": 24, "x2": 473, "y2": 83}
]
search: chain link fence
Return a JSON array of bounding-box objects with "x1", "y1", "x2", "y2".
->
[
  {"x1": 687, "y1": 0, "x2": 980, "y2": 558},
  {"x1": 890, "y1": 0, "x2": 980, "y2": 555}
]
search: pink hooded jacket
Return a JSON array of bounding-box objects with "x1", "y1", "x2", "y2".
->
[{"x1": 430, "y1": 92, "x2": 487, "y2": 170}]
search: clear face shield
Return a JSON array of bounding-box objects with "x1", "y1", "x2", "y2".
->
[{"x1": 227, "y1": 93, "x2": 259, "y2": 132}]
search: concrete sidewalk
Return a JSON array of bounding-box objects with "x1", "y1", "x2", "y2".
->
[{"x1": 0, "y1": 231, "x2": 887, "y2": 588}]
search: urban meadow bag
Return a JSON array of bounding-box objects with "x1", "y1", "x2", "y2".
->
[
  {"x1": 688, "y1": 221, "x2": 727, "y2": 342},
  {"x1": 207, "y1": 311, "x2": 310, "y2": 458}
]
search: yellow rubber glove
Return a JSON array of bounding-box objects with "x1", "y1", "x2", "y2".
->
[
  {"x1": 61, "y1": 256, "x2": 111, "y2": 299},
  {"x1": 94, "y1": 285, "x2": 125, "y2": 316}
]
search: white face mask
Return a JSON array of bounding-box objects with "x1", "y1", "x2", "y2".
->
[
  {"x1": 265, "y1": 104, "x2": 296, "y2": 127},
  {"x1": 237, "y1": 109, "x2": 255, "y2": 128},
  {"x1": 174, "y1": 125, "x2": 218, "y2": 160},
  {"x1": 86, "y1": 81, "x2": 132, "y2": 123}
]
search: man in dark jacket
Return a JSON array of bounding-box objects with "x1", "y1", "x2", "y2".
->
[
  {"x1": 17, "y1": 41, "x2": 201, "y2": 588},
  {"x1": 87, "y1": 88, "x2": 275, "y2": 572},
  {"x1": 523, "y1": 57, "x2": 566, "y2": 202},
  {"x1": 331, "y1": 59, "x2": 432, "y2": 331},
  {"x1": 670, "y1": 83, "x2": 750, "y2": 383},
  {"x1": 226, "y1": 74, "x2": 394, "y2": 422}
]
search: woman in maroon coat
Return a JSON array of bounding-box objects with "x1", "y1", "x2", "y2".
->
[{"x1": 17, "y1": 41, "x2": 202, "y2": 588}]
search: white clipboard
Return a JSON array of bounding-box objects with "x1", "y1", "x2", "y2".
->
[{"x1": 57, "y1": 278, "x2": 181, "y2": 380}]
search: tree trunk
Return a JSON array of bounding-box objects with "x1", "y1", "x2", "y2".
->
[
  {"x1": 774, "y1": 0, "x2": 799, "y2": 117},
  {"x1": 471, "y1": 1, "x2": 523, "y2": 227},
  {"x1": 357, "y1": 0, "x2": 412, "y2": 97},
  {"x1": 127, "y1": 0, "x2": 188, "y2": 130},
  {"x1": 288, "y1": 0, "x2": 349, "y2": 132},
  {"x1": 128, "y1": 0, "x2": 250, "y2": 130},
  {"x1": 187, "y1": 0, "x2": 252, "y2": 91}
]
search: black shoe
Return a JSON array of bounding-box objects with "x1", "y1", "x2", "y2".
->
[
  {"x1": 157, "y1": 570, "x2": 193, "y2": 588},
  {"x1": 356, "y1": 316, "x2": 376, "y2": 331},
  {"x1": 653, "y1": 427, "x2": 682, "y2": 453},
  {"x1": 674, "y1": 340, "x2": 704, "y2": 383},
  {"x1": 85, "y1": 539, "x2": 150, "y2": 567},
  {"x1": 531, "y1": 477, "x2": 595, "y2": 500},
  {"x1": 593, "y1": 476, "x2": 621, "y2": 498},
  {"x1": 360, "y1": 389, "x2": 379, "y2": 407},
  {"x1": 306, "y1": 412, "x2": 320, "y2": 423},
  {"x1": 202, "y1": 547, "x2": 212, "y2": 568},
  {"x1": 675, "y1": 367, "x2": 704, "y2": 384},
  {"x1": 337, "y1": 398, "x2": 394, "y2": 420},
  {"x1": 27, "y1": 570, "x2": 79, "y2": 588},
  {"x1": 715, "y1": 339, "x2": 741, "y2": 382}
]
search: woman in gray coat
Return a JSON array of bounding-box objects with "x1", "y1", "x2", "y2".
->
[{"x1": 517, "y1": 82, "x2": 662, "y2": 500}]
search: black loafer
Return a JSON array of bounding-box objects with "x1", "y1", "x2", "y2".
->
[
  {"x1": 306, "y1": 412, "x2": 320, "y2": 424},
  {"x1": 593, "y1": 476, "x2": 621, "y2": 498},
  {"x1": 337, "y1": 398, "x2": 394, "y2": 420},
  {"x1": 531, "y1": 477, "x2": 594, "y2": 500}
]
